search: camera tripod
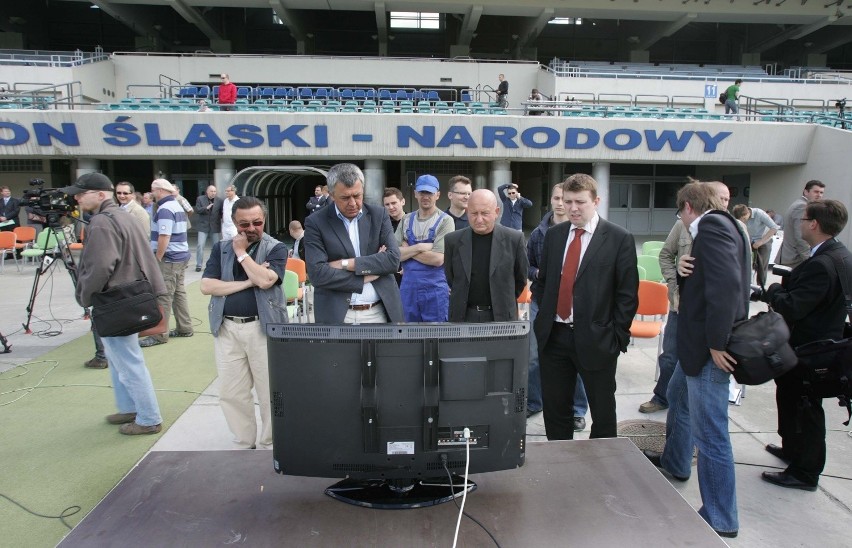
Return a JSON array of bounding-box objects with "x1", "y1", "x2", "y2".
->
[{"x1": 22, "y1": 218, "x2": 87, "y2": 334}]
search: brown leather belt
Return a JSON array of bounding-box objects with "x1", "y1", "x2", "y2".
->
[
  {"x1": 349, "y1": 302, "x2": 379, "y2": 311},
  {"x1": 224, "y1": 315, "x2": 259, "y2": 324}
]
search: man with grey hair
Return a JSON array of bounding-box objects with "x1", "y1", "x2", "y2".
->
[
  {"x1": 194, "y1": 185, "x2": 223, "y2": 272},
  {"x1": 304, "y1": 163, "x2": 403, "y2": 324}
]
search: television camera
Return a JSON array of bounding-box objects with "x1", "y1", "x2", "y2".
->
[
  {"x1": 834, "y1": 98, "x2": 847, "y2": 129},
  {"x1": 22, "y1": 178, "x2": 78, "y2": 228}
]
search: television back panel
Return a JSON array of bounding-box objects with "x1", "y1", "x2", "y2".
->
[{"x1": 267, "y1": 322, "x2": 529, "y2": 480}]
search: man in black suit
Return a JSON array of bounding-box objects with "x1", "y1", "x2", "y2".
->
[
  {"x1": 444, "y1": 189, "x2": 528, "y2": 322},
  {"x1": 761, "y1": 199, "x2": 852, "y2": 491},
  {"x1": 193, "y1": 185, "x2": 223, "y2": 272},
  {"x1": 0, "y1": 186, "x2": 21, "y2": 231},
  {"x1": 646, "y1": 181, "x2": 749, "y2": 539},
  {"x1": 534, "y1": 174, "x2": 638, "y2": 440},
  {"x1": 305, "y1": 185, "x2": 325, "y2": 215},
  {"x1": 304, "y1": 163, "x2": 403, "y2": 324}
]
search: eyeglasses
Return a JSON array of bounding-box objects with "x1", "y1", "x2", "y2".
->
[
  {"x1": 115, "y1": 191, "x2": 132, "y2": 196},
  {"x1": 236, "y1": 220, "x2": 264, "y2": 229},
  {"x1": 801, "y1": 217, "x2": 814, "y2": 222}
]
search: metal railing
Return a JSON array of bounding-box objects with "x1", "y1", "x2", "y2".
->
[{"x1": 0, "y1": 48, "x2": 109, "y2": 67}]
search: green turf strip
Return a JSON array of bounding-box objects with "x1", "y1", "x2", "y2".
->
[{"x1": 0, "y1": 281, "x2": 217, "y2": 547}]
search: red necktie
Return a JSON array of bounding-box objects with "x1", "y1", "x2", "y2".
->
[{"x1": 556, "y1": 228, "x2": 585, "y2": 321}]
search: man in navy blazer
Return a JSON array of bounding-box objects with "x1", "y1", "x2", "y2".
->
[
  {"x1": 498, "y1": 183, "x2": 532, "y2": 230},
  {"x1": 534, "y1": 174, "x2": 638, "y2": 440},
  {"x1": 304, "y1": 163, "x2": 403, "y2": 324},
  {"x1": 647, "y1": 181, "x2": 749, "y2": 539},
  {"x1": 761, "y1": 199, "x2": 852, "y2": 492}
]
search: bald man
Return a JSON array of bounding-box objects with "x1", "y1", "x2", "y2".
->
[{"x1": 444, "y1": 189, "x2": 528, "y2": 322}]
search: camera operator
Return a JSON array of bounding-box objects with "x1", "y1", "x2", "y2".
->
[
  {"x1": 757, "y1": 199, "x2": 852, "y2": 491},
  {"x1": 61, "y1": 173, "x2": 167, "y2": 435}
]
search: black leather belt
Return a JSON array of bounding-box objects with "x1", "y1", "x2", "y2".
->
[
  {"x1": 468, "y1": 305, "x2": 492, "y2": 311},
  {"x1": 555, "y1": 322, "x2": 574, "y2": 330},
  {"x1": 224, "y1": 315, "x2": 259, "y2": 324},
  {"x1": 349, "y1": 302, "x2": 380, "y2": 311}
]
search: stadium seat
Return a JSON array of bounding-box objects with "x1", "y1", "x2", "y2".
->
[
  {"x1": 341, "y1": 100, "x2": 359, "y2": 112},
  {"x1": 0, "y1": 231, "x2": 20, "y2": 272},
  {"x1": 641, "y1": 241, "x2": 665, "y2": 255},
  {"x1": 629, "y1": 280, "x2": 669, "y2": 361},
  {"x1": 361, "y1": 100, "x2": 377, "y2": 113},
  {"x1": 416, "y1": 100, "x2": 432, "y2": 114},
  {"x1": 636, "y1": 254, "x2": 664, "y2": 282},
  {"x1": 380, "y1": 100, "x2": 395, "y2": 113}
]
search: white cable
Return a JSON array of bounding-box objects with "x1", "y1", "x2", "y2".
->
[{"x1": 452, "y1": 428, "x2": 472, "y2": 548}]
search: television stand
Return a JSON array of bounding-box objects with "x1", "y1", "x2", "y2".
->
[{"x1": 324, "y1": 476, "x2": 476, "y2": 509}]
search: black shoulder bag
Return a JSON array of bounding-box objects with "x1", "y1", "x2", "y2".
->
[
  {"x1": 89, "y1": 212, "x2": 163, "y2": 338},
  {"x1": 792, "y1": 251, "x2": 852, "y2": 425}
]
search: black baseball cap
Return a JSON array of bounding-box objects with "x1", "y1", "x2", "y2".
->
[{"x1": 60, "y1": 172, "x2": 115, "y2": 196}]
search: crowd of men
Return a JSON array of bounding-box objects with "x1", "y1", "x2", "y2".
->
[{"x1": 62, "y1": 165, "x2": 847, "y2": 540}]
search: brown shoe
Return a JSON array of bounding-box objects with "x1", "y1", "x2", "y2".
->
[
  {"x1": 106, "y1": 412, "x2": 137, "y2": 425},
  {"x1": 85, "y1": 357, "x2": 108, "y2": 369},
  {"x1": 119, "y1": 422, "x2": 162, "y2": 435}
]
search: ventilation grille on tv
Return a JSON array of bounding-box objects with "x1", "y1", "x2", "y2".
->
[
  {"x1": 332, "y1": 463, "x2": 385, "y2": 473},
  {"x1": 267, "y1": 321, "x2": 529, "y2": 342},
  {"x1": 515, "y1": 388, "x2": 526, "y2": 414},
  {"x1": 427, "y1": 460, "x2": 466, "y2": 471},
  {"x1": 271, "y1": 391, "x2": 285, "y2": 418}
]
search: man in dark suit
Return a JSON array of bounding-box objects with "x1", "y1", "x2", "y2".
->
[
  {"x1": 305, "y1": 185, "x2": 324, "y2": 215},
  {"x1": 444, "y1": 189, "x2": 528, "y2": 322},
  {"x1": 534, "y1": 174, "x2": 638, "y2": 440},
  {"x1": 304, "y1": 163, "x2": 403, "y2": 324},
  {"x1": 0, "y1": 186, "x2": 21, "y2": 231},
  {"x1": 647, "y1": 181, "x2": 749, "y2": 539},
  {"x1": 761, "y1": 199, "x2": 852, "y2": 491},
  {"x1": 193, "y1": 185, "x2": 223, "y2": 272}
]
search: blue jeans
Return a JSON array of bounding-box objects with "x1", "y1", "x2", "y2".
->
[
  {"x1": 528, "y1": 300, "x2": 588, "y2": 416},
  {"x1": 662, "y1": 361, "x2": 738, "y2": 533},
  {"x1": 196, "y1": 231, "x2": 221, "y2": 268},
  {"x1": 650, "y1": 311, "x2": 678, "y2": 407},
  {"x1": 101, "y1": 334, "x2": 162, "y2": 427}
]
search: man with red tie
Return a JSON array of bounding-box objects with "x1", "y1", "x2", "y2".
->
[{"x1": 534, "y1": 174, "x2": 639, "y2": 440}]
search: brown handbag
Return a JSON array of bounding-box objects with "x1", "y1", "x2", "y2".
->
[{"x1": 139, "y1": 304, "x2": 168, "y2": 337}]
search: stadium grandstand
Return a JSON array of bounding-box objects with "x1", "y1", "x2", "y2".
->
[{"x1": 0, "y1": 0, "x2": 850, "y2": 244}]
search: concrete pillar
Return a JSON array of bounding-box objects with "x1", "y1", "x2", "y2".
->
[
  {"x1": 489, "y1": 160, "x2": 512, "y2": 193},
  {"x1": 592, "y1": 162, "x2": 611, "y2": 218},
  {"x1": 473, "y1": 162, "x2": 489, "y2": 190},
  {"x1": 214, "y1": 158, "x2": 236, "y2": 193},
  {"x1": 75, "y1": 159, "x2": 100, "y2": 181},
  {"x1": 549, "y1": 163, "x2": 564, "y2": 186},
  {"x1": 363, "y1": 159, "x2": 385, "y2": 207}
]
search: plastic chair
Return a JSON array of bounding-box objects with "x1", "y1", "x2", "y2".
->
[
  {"x1": 286, "y1": 257, "x2": 309, "y2": 322},
  {"x1": 13, "y1": 226, "x2": 36, "y2": 252},
  {"x1": 516, "y1": 283, "x2": 532, "y2": 320},
  {"x1": 282, "y1": 270, "x2": 301, "y2": 321},
  {"x1": 642, "y1": 241, "x2": 665, "y2": 255},
  {"x1": 636, "y1": 254, "x2": 664, "y2": 282},
  {"x1": 637, "y1": 264, "x2": 647, "y2": 280},
  {"x1": 69, "y1": 225, "x2": 84, "y2": 252},
  {"x1": 0, "y1": 231, "x2": 20, "y2": 272},
  {"x1": 21, "y1": 229, "x2": 58, "y2": 265},
  {"x1": 629, "y1": 280, "x2": 669, "y2": 362}
]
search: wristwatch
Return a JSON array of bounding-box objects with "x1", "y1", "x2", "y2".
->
[
  {"x1": 341, "y1": 259, "x2": 350, "y2": 269},
  {"x1": 237, "y1": 254, "x2": 249, "y2": 263}
]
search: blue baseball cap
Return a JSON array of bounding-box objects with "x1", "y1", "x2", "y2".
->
[{"x1": 414, "y1": 174, "x2": 439, "y2": 193}]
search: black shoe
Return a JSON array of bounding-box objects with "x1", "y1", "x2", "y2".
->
[
  {"x1": 714, "y1": 530, "x2": 738, "y2": 538},
  {"x1": 643, "y1": 450, "x2": 689, "y2": 481},
  {"x1": 765, "y1": 443, "x2": 791, "y2": 463},
  {"x1": 139, "y1": 337, "x2": 166, "y2": 348},
  {"x1": 168, "y1": 330, "x2": 194, "y2": 338},
  {"x1": 761, "y1": 471, "x2": 817, "y2": 492},
  {"x1": 573, "y1": 416, "x2": 586, "y2": 432},
  {"x1": 195, "y1": 266, "x2": 202, "y2": 272},
  {"x1": 526, "y1": 408, "x2": 541, "y2": 419}
]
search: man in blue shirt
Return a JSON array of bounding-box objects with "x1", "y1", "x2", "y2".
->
[
  {"x1": 498, "y1": 183, "x2": 532, "y2": 230},
  {"x1": 140, "y1": 178, "x2": 193, "y2": 348}
]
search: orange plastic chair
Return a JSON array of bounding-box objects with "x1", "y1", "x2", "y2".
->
[
  {"x1": 13, "y1": 226, "x2": 36, "y2": 252},
  {"x1": 286, "y1": 257, "x2": 308, "y2": 321},
  {"x1": 517, "y1": 283, "x2": 532, "y2": 320},
  {"x1": 629, "y1": 280, "x2": 669, "y2": 363},
  {"x1": 69, "y1": 225, "x2": 84, "y2": 252},
  {"x1": 0, "y1": 231, "x2": 20, "y2": 272}
]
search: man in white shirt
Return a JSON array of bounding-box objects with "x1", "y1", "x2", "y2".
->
[{"x1": 221, "y1": 185, "x2": 239, "y2": 240}]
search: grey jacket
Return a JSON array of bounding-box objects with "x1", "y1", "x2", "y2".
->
[
  {"x1": 76, "y1": 200, "x2": 166, "y2": 308},
  {"x1": 194, "y1": 195, "x2": 224, "y2": 234},
  {"x1": 777, "y1": 195, "x2": 810, "y2": 268},
  {"x1": 207, "y1": 233, "x2": 289, "y2": 336}
]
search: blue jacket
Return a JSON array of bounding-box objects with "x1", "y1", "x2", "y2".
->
[
  {"x1": 498, "y1": 184, "x2": 532, "y2": 230},
  {"x1": 527, "y1": 211, "x2": 553, "y2": 300}
]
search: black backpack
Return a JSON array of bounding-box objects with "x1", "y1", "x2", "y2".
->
[{"x1": 719, "y1": 92, "x2": 728, "y2": 104}]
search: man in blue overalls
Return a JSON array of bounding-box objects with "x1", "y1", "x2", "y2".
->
[{"x1": 395, "y1": 175, "x2": 455, "y2": 322}]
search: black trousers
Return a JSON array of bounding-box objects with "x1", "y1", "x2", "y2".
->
[
  {"x1": 539, "y1": 322, "x2": 617, "y2": 440},
  {"x1": 775, "y1": 367, "x2": 825, "y2": 486}
]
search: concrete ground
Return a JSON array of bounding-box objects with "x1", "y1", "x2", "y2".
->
[{"x1": 1, "y1": 236, "x2": 850, "y2": 547}]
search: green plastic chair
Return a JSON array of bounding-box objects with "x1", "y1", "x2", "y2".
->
[
  {"x1": 637, "y1": 265, "x2": 647, "y2": 280},
  {"x1": 645, "y1": 247, "x2": 662, "y2": 258},
  {"x1": 642, "y1": 241, "x2": 665, "y2": 255},
  {"x1": 282, "y1": 270, "x2": 300, "y2": 321},
  {"x1": 21, "y1": 229, "x2": 59, "y2": 266},
  {"x1": 636, "y1": 254, "x2": 664, "y2": 282}
]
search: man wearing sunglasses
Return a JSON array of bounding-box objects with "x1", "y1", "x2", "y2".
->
[
  {"x1": 115, "y1": 181, "x2": 150, "y2": 236},
  {"x1": 201, "y1": 196, "x2": 288, "y2": 449}
]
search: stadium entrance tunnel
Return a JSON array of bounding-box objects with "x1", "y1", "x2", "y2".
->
[{"x1": 230, "y1": 165, "x2": 328, "y2": 239}]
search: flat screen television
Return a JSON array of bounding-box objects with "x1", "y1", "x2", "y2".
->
[{"x1": 267, "y1": 321, "x2": 529, "y2": 509}]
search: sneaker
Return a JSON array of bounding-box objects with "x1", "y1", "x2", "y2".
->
[
  {"x1": 139, "y1": 337, "x2": 166, "y2": 348},
  {"x1": 639, "y1": 400, "x2": 668, "y2": 414},
  {"x1": 84, "y1": 357, "x2": 108, "y2": 369},
  {"x1": 106, "y1": 412, "x2": 137, "y2": 425},
  {"x1": 195, "y1": 266, "x2": 202, "y2": 272},
  {"x1": 168, "y1": 330, "x2": 194, "y2": 338},
  {"x1": 119, "y1": 422, "x2": 162, "y2": 435},
  {"x1": 573, "y1": 416, "x2": 586, "y2": 432}
]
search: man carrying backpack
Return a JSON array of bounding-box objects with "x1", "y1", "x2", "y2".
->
[{"x1": 760, "y1": 199, "x2": 852, "y2": 491}]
